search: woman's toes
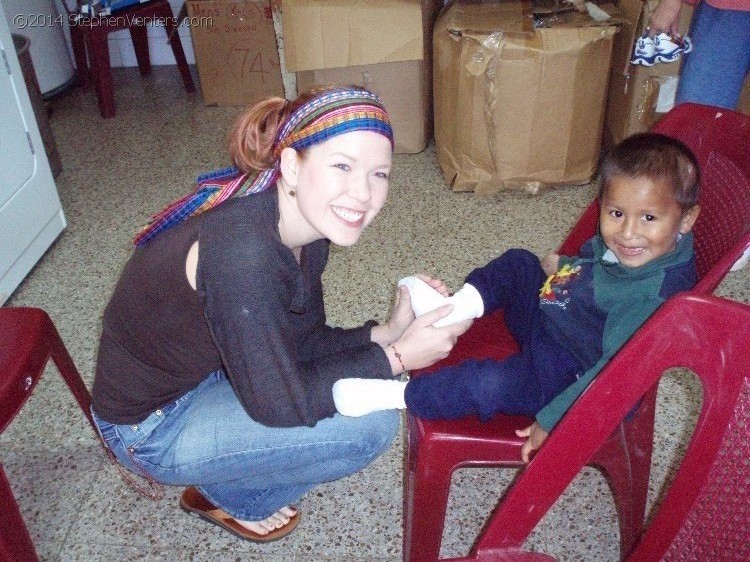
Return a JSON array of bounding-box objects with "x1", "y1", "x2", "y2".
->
[
  {"x1": 236, "y1": 520, "x2": 271, "y2": 535},
  {"x1": 235, "y1": 506, "x2": 297, "y2": 534},
  {"x1": 279, "y1": 505, "x2": 297, "y2": 518}
]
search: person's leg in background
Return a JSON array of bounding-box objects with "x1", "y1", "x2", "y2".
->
[{"x1": 675, "y1": 2, "x2": 750, "y2": 109}]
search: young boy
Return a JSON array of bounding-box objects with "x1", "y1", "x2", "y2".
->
[{"x1": 333, "y1": 132, "x2": 701, "y2": 461}]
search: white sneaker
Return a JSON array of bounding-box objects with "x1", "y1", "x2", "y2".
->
[
  {"x1": 654, "y1": 32, "x2": 693, "y2": 63},
  {"x1": 631, "y1": 34, "x2": 656, "y2": 66}
]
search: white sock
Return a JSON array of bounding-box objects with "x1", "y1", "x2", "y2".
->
[
  {"x1": 332, "y1": 378, "x2": 407, "y2": 417},
  {"x1": 397, "y1": 276, "x2": 484, "y2": 327},
  {"x1": 397, "y1": 276, "x2": 447, "y2": 317}
]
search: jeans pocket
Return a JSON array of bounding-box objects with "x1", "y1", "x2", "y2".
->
[
  {"x1": 90, "y1": 407, "x2": 121, "y2": 452},
  {"x1": 122, "y1": 400, "x2": 180, "y2": 453}
]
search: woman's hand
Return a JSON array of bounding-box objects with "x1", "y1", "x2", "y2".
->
[
  {"x1": 390, "y1": 305, "x2": 473, "y2": 372},
  {"x1": 648, "y1": 0, "x2": 682, "y2": 36},
  {"x1": 372, "y1": 285, "x2": 415, "y2": 346},
  {"x1": 516, "y1": 422, "x2": 549, "y2": 464},
  {"x1": 415, "y1": 272, "x2": 451, "y2": 297},
  {"x1": 373, "y1": 273, "x2": 453, "y2": 347}
]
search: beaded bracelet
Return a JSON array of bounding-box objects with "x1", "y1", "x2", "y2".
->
[{"x1": 391, "y1": 344, "x2": 406, "y2": 372}]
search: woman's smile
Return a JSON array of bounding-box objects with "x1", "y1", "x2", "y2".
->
[{"x1": 331, "y1": 205, "x2": 366, "y2": 227}]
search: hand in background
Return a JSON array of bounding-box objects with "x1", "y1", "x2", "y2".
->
[
  {"x1": 415, "y1": 272, "x2": 451, "y2": 297},
  {"x1": 648, "y1": 0, "x2": 683, "y2": 36}
]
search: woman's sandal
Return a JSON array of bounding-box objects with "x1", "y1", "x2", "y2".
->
[{"x1": 180, "y1": 486, "x2": 300, "y2": 542}]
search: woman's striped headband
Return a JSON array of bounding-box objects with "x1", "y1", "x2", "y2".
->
[{"x1": 134, "y1": 88, "x2": 393, "y2": 246}]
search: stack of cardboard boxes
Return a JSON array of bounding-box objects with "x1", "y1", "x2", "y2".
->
[
  {"x1": 604, "y1": 0, "x2": 694, "y2": 145},
  {"x1": 283, "y1": 0, "x2": 442, "y2": 154},
  {"x1": 186, "y1": 0, "x2": 441, "y2": 154},
  {"x1": 185, "y1": 0, "x2": 748, "y2": 190},
  {"x1": 432, "y1": 1, "x2": 622, "y2": 194},
  {"x1": 186, "y1": 0, "x2": 284, "y2": 107}
]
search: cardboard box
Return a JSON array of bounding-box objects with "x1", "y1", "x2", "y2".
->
[
  {"x1": 282, "y1": 0, "x2": 424, "y2": 72},
  {"x1": 434, "y1": 1, "x2": 621, "y2": 193},
  {"x1": 604, "y1": 0, "x2": 693, "y2": 144},
  {"x1": 296, "y1": 60, "x2": 428, "y2": 154},
  {"x1": 187, "y1": 0, "x2": 284, "y2": 106},
  {"x1": 282, "y1": 0, "x2": 442, "y2": 154}
]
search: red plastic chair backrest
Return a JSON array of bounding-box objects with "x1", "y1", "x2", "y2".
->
[
  {"x1": 652, "y1": 103, "x2": 750, "y2": 291},
  {"x1": 558, "y1": 103, "x2": 750, "y2": 289},
  {"x1": 470, "y1": 294, "x2": 750, "y2": 560}
]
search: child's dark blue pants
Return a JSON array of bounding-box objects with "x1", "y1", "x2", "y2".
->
[{"x1": 405, "y1": 249, "x2": 583, "y2": 421}]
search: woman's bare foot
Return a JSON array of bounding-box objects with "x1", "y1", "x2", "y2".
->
[
  {"x1": 181, "y1": 487, "x2": 300, "y2": 542},
  {"x1": 235, "y1": 506, "x2": 298, "y2": 535}
]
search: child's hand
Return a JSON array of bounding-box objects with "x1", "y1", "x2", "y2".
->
[
  {"x1": 540, "y1": 253, "x2": 560, "y2": 277},
  {"x1": 516, "y1": 422, "x2": 549, "y2": 463}
]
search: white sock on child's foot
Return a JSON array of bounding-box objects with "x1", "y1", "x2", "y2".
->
[
  {"x1": 397, "y1": 277, "x2": 484, "y2": 327},
  {"x1": 442, "y1": 283, "x2": 484, "y2": 327},
  {"x1": 332, "y1": 378, "x2": 407, "y2": 417},
  {"x1": 397, "y1": 276, "x2": 448, "y2": 317}
]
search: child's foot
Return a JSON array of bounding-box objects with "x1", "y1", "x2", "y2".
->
[
  {"x1": 332, "y1": 378, "x2": 408, "y2": 417},
  {"x1": 398, "y1": 276, "x2": 448, "y2": 317},
  {"x1": 631, "y1": 33, "x2": 656, "y2": 66},
  {"x1": 398, "y1": 276, "x2": 484, "y2": 328},
  {"x1": 654, "y1": 32, "x2": 693, "y2": 63}
]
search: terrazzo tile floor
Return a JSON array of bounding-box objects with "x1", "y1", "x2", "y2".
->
[{"x1": 3, "y1": 66, "x2": 748, "y2": 561}]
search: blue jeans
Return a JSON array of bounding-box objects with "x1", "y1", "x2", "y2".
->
[
  {"x1": 676, "y1": 2, "x2": 750, "y2": 109},
  {"x1": 91, "y1": 371, "x2": 400, "y2": 521}
]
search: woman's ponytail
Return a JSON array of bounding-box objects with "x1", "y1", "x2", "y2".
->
[{"x1": 229, "y1": 97, "x2": 290, "y2": 173}]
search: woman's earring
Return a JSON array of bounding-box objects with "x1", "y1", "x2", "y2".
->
[{"x1": 281, "y1": 178, "x2": 296, "y2": 197}]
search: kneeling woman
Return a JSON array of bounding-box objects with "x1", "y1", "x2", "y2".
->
[{"x1": 91, "y1": 87, "x2": 470, "y2": 542}]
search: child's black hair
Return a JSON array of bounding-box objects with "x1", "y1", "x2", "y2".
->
[{"x1": 598, "y1": 132, "x2": 700, "y2": 214}]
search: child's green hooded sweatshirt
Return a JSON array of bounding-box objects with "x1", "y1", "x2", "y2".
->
[{"x1": 536, "y1": 232, "x2": 696, "y2": 430}]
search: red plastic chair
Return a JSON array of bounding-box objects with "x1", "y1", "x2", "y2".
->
[
  {"x1": 0, "y1": 307, "x2": 97, "y2": 562},
  {"x1": 403, "y1": 103, "x2": 750, "y2": 561},
  {"x1": 442, "y1": 293, "x2": 750, "y2": 561},
  {"x1": 69, "y1": 0, "x2": 195, "y2": 118}
]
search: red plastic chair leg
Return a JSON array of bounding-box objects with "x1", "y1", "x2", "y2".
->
[
  {"x1": 0, "y1": 464, "x2": 39, "y2": 562},
  {"x1": 159, "y1": 6, "x2": 195, "y2": 93},
  {"x1": 593, "y1": 432, "x2": 648, "y2": 556},
  {"x1": 88, "y1": 32, "x2": 116, "y2": 119},
  {"x1": 70, "y1": 24, "x2": 90, "y2": 88},
  {"x1": 601, "y1": 388, "x2": 656, "y2": 557},
  {"x1": 404, "y1": 424, "x2": 456, "y2": 562},
  {"x1": 129, "y1": 25, "x2": 151, "y2": 76},
  {"x1": 48, "y1": 323, "x2": 95, "y2": 431}
]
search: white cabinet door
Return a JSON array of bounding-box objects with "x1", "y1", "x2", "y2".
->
[{"x1": 0, "y1": 3, "x2": 66, "y2": 304}]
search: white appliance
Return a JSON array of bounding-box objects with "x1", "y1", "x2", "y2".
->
[
  {"x1": 2, "y1": 0, "x2": 75, "y2": 95},
  {"x1": 0, "y1": 2, "x2": 66, "y2": 305}
]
